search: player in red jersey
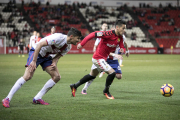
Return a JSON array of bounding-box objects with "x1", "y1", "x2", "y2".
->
[
  {"x1": 46, "y1": 26, "x2": 56, "y2": 36},
  {"x1": 70, "y1": 19, "x2": 126, "y2": 99}
]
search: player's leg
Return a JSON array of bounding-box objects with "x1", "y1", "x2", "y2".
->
[
  {"x1": 119, "y1": 58, "x2": 123, "y2": 67},
  {"x1": 33, "y1": 58, "x2": 59, "y2": 105},
  {"x1": 110, "y1": 60, "x2": 122, "y2": 80},
  {"x1": 99, "y1": 71, "x2": 105, "y2": 78},
  {"x1": 18, "y1": 49, "x2": 21, "y2": 57},
  {"x1": 2, "y1": 50, "x2": 36, "y2": 108},
  {"x1": 22, "y1": 49, "x2": 25, "y2": 57},
  {"x1": 81, "y1": 64, "x2": 97, "y2": 94},
  {"x1": 70, "y1": 68, "x2": 98, "y2": 97},
  {"x1": 118, "y1": 50, "x2": 124, "y2": 67},
  {"x1": 103, "y1": 68, "x2": 116, "y2": 99},
  {"x1": 2, "y1": 67, "x2": 35, "y2": 108},
  {"x1": 94, "y1": 59, "x2": 116, "y2": 99}
]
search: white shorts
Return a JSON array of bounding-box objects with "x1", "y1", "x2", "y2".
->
[{"x1": 91, "y1": 58, "x2": 112, "y2": 72}]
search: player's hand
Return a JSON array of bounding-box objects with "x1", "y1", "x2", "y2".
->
[
  {"x1": 28, "y1": 61, "x2": 36, "y2": 72},
  {"x1": 114, "y1": 54, "x2": 123, "y2": 60},
  {"x1": 119, "y1": 48, "x2": 124, "y2": 54},
  {"x1": 77, "y1": 43, "x2": 82, "y2": 49}
]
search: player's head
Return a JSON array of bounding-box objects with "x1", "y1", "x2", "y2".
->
[
  {"x1": 51, "y1": 26, "x2": 56, "y2": 34},
  {"x1": 33, "y1": 31, "x2": 37, "y2": 36},
  {"x1": 67, "y1": 27, "x2": 82, "y2": 45},
  {"x1": 20, "y1": 38, "x2": 23, "y2": 42},
  {"x1": 114, "y1": 19, "x2": 126, "y2": 36},
  {"x1": 101, "y1": 23, "x2": 108, "y2": 31}
]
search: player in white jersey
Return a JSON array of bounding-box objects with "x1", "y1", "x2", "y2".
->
[
  {"x1": 2, "y1": 28, "x2": 82, "y2": 108},
  {"x1": 29, "y1": 31, "x2": 37, "y2": 49},
  {"x1": 81, "y1": 34, "x2": 129, "y2": 94}
]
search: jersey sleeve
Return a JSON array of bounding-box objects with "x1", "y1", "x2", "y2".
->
[
  {"x1": 80, "y1": 32, "x2": 96, "y2": 46},
  {"x1": 45, "y1": 34, "x2": 62, "y2": 46},
  {"x1": 80, "y1": 30, "x2": 114, "y2": 46}
]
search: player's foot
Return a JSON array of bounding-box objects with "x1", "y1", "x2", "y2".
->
[
  {"x1": 22, "y1": 55, "x2": 25, "y2": 57},
  {"x1": 103, "y1": 91, "x2": 114, "y2": 99},
  {"x1": 18, "y1": 55, "x2": 20, "y2": 57},
  {"x1": 2, "y1": 98, "x2": 10, "y2": 108},
  {"x1": 70, "y1": 84, "x2": 77, "y2": 97},
  {"x1": 81, "y1": 89, "x2": 87, "y2": 94},
  {"x1": 99, "y1": 72, "x2": 105, "y2": 78},
  {"x1": 120, "y1": 65, "x2": 124, "y2": 67},
  {"x1": 33, "y1": 98, "x2": 49, "y2": 105}
]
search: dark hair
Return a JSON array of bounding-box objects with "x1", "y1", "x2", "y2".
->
[
  {"x1": 115, "y1": 19, "x2": 126, "y2": 27},
  {"x1": 67, "y1": 27, "x2": 82, "y2": 37}
]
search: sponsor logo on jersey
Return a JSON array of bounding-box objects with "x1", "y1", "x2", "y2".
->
[
  {"x1": 52, "y1": 40, "x2": 55, "y2": 44},
  {"x1": 97, "y1": 32, "x2": 103, "y2": 36},
  {"x1": 107, "y1": 43, "x2": 116, "y2": 48},
  {"x1": 118, "y1": 38, "x2": 120, "y2": 42}
]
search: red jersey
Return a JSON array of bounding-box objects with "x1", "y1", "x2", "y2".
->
[
  {"x1": 46, "y1": 33, "x2": 52, "y2": 36},
  {"x1": 80, "y1": 30, "x2": 126, "y2": 60}
]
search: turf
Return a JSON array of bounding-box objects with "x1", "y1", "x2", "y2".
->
[{"x1": 0, "y1": 54, "x2": 180, "y2": 120}]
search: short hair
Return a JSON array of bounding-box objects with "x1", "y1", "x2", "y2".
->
[
  {"x1": 67, "y1": 27, "x2": 82, "y2": 37},
  {"x1": 115, "y1": 19, "x2": 126, "y2": 27}
]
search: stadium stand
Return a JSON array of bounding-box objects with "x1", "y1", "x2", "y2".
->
[
  {"x1": 0, "y1": 2, "x2": 32, "y2": 47},
  {"x1": 79, "y1": 5, "x2": 154, "y2": 48},
  {"x1": 135, "y1": 5, "x2": 180, "y2": 48},
  {"x1": 0, "y1": 1, "x2": 179, "y2": 50}
]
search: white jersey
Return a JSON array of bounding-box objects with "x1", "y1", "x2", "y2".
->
[
  {"x1": 34, "y1": 33, "x2": 71, "y2": 57},
  {"x1": 95, "y1": 35, "x2": 126, "y2": 60},
  {"x1": 30, "y1": 35, "x2": 37, "y2": 49}
]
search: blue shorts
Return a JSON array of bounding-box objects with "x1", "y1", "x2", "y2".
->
[
  {"x1": 25, "y1": 48, "x2": 52, "y2": 70},
  {"x1": 107, "y1": 59, "x2": 122, "y2": 74}
]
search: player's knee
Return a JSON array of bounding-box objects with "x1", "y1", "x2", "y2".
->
[
  {"x1": 116, "y1": 74, "x2": 122, "y2": 80},
  {"x1": 53, "y1": 75, "x2": 61, "y2": 82},
  {"x1": 23, "y1": 75, "x2": 32, "y2": 81}
]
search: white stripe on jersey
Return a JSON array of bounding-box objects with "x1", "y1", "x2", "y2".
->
[{"x1": 35, "y1": 33, "x2": 71, "y2": 57}]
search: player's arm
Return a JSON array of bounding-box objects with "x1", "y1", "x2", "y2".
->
[
  {"x1": 109, "y1": 53, "x2": 123, "y2": 60},
  {"x1": 28, "y1": 40, "x2": 48, "y2": 72},
  {"x1": 124, "y1": 41, "x2": 129, "y2": 57},
  {"x1": 77, "y1": 32, "x2": 96, "y2": 49},
  {"x1": 119, "y1": 38, "x2": 126, "y2": 54}
]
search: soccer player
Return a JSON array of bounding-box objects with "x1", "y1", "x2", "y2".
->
[
  {"x1": 81, "y1": 34, "x2": 129, "y2": 94},
  {"x1": 70, "y1": 19, "x2": 126, "y2": 99},
  {"x1": 36, "y1": 32, "x2": 41, "y2": 42},
  {"x1": 29, "y1": 31, "x2": 37, "y2": 49},
  {"x1": 2, "y1": 27, "x2": 82, "y2": 108},
  {"x1": 18, "y1": 38, "x2": 26, "y2": 57},
  {"x1": 46, "y1": 26, "x2": 56, "y2": 36}
]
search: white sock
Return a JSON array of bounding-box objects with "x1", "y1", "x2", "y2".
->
[
  {"x1": 119, "y1": 59, "x2": 123, "y2": 66},
  {"x1": 7, "y1": 77, "x2": 26, "y2": 101},
  {"x1": 82, "y1": 79, "x2": 94, "y2": 91},
  {"x1": 34, "y1": 79, "x2": 56, "y2": 100}
]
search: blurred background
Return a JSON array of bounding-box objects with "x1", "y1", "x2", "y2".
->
[{"x1": 0, "y1": 0, "x2": 179, "y2": 55}]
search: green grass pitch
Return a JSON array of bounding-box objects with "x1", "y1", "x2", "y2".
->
[{"x1": 0, "y1": 54, "x2": 180, "y2": 120}]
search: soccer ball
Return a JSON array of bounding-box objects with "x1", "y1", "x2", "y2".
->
[{"x1": 160, "y1": 84, "x2": 174, "y2": 97}]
